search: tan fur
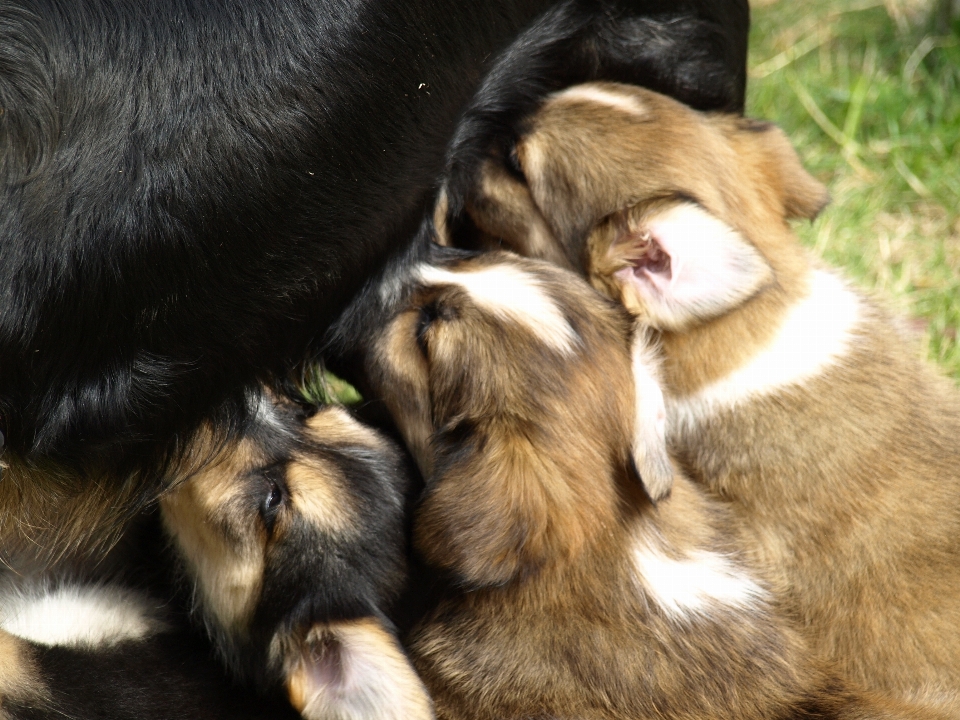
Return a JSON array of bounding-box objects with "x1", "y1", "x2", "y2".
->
[
  {"x1": 284, "y1": 618, "x2": 433, "y2": 720},
  {"x1": 161, "y1": 436, "x2": 268, "y2": 634},
  {"x1": 0, "y1": 412, "x2": 244, "y2": 574},
  {"x1": 286, "y1": 457, "x2": 354, "y2": 536},
  {"x1": 461, "y1": 81, "x2": 960, "y2": 708},
  {"x1": 433, "y1": 189, "x2": 451, "y2": 248},
  {"x1": 465, "y1": 161, "x2": 574, "y2": 268},
  {"x1": 366, "y1": 251, "x2": 938, "y2": 720},
  {"x1": 303, "y1": 406, "x2": 384, "y2": 451},
  {"x1": 0, "y1": 460, "x2": 145, "y2": 571},
  {"x1": 0, "y1": 630, "x2": 47, "y2": 718},
  {"x1": 376, "y1": 314, "x2": 435, "y2": 478}
]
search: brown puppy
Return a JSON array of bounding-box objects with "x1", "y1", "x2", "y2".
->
[
  {"x1": 359, "y1": 246, "x2": 936, "y2": 720},
  {"x1": 459, "y1": 81, "x2": 960, "y2": 711}
]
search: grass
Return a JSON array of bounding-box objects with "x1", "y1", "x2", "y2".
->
[
  {"x1": 747, "y1": 0, "x2": 960, "y2": 378},
  {"x1": 300, "y1": 366, "x2": 363, "y2": 406}
]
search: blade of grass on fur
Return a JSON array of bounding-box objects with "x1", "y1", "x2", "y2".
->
[{"x1": 300, "y1": 366, "x2": 363, "y2": 406}]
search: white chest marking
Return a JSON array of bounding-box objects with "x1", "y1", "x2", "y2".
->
[
  {"x1": 668, "y1": 269, "x2": 861, "y2": 433},
  {"x1": 417, "y1": 264, "x2": 578, "y2": 354},
  {"x1": 632, "y1": 539, "x2": 765, "y2": 619},
  {"x1": 0, "y1": 583, "x2": 163, "y2": 648}
]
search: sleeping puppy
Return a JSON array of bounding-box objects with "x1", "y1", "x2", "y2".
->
[
  {"x1": 353, "y1": 245, "x2": 936, "y2": 720},
  {"x1": 0, "y1": 394, "x2": 430, "y2": 720},
  {"x1": 457, "y1": 82, "x2": 960, "y2": 710}
]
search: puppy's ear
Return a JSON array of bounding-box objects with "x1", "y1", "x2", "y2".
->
[
  {"x1": 629, "y1": 332, "x2": 674, "y2": 502},
  {"x1": 607, "y1": 202, "x2": 774, "y2": 330},
  {"x1": 284, "y1": 618, "x2": 433, "y2": 720},
  {"x1": 739, "y1": 120, "x2": 830, "y2": 220},
  {"x1": 416, "y1": 430, "x2": 552, "y2": 586},
  {"x1": 416, "y1": 423, "x2": 597, "y2": 586}
]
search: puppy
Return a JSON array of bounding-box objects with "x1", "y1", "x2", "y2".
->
[
  {"x1": 458, "y1": 82, "x2": 960, "y2": 709},
  {"x1": 0, "y1": 394, "x2": 431, "y2": 720},
  {"x1": 353, "y1": 244, "x2": 937, "y2": 720}
]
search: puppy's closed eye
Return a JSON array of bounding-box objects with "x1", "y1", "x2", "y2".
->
[
  {"x1": 415, "y1": 299, "x2": 458, "y2": 355},
  {"x1": 257, "y1": 467, "x2": 287, "y2": 535}
]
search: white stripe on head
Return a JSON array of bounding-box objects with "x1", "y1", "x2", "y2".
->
[
  {"x1": 632, "y1": 536, "x2": 766, "y2": 620},
  {"x1": 0, "y1": 581, "x2": 163, "y2": 648},
  {"x1": 551, "y1": 85, "x2": 648, "y2": 117},
  {"x1": 416, "y1": 263, "x2": 578, "y2": 354},
  {"x1": 668, "y1": 269, "x2": 861, "y2": 433}
]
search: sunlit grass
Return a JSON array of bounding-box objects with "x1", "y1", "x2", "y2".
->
[
  {"x1": 300, "y1": 366, "x2": 363, "y2": 406},
  {"x1": 748, "y1": 0, "x2": 960, "y2": 377}
]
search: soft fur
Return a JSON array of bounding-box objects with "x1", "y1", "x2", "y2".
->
[
  {"x1": 349, "y1": 244, "x2": 938, "y2": 720},
  {"x1": 457, "y1": 82, "x2": 960, "y2": 711},
  {"x1": 0, "y1": 0, "x2": 749, "y2": 569},
  {"x1": 1, "y1": 394, "x2": 428, "y2": 720},
  {"x1": 0, "y1": 626, "x2": 302, "y2": 720}
]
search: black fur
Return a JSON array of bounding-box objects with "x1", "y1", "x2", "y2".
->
[
  {"x1": 8, "y1": 627, "x2": 302, "y2": 720},
  {"x1": 0, "y1": 0, "x2": 748, "y2": 494},
  {"x1": 441, "y1": 0, "x2": 750, "y2": 219},
  {"x1": 1, "y1": 508, "x2": 298, "y2": 720}
]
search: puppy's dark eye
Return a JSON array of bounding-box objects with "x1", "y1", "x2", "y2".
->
[{"x1": 260, "y1": 478, "x2": 284, "y2": 534}]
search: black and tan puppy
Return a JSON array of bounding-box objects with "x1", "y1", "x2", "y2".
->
[
  {"x1": 1, "y1": 394, "x2": 430, "y2": 720},
  {"x1": 458, "y1": 82, "x2": 960, "y2": 711},
  {"x1": 352, "y1": 245, "x2": 937, "y2": 720}
]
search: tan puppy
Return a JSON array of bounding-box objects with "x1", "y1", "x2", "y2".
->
[
  {"x1": 359, "y1": 246, "x2": 939, "y2": 720},
  {"x1": 458, "y1": 81, "x2": 960, "y2": 711}
]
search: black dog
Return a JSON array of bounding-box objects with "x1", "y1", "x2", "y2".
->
[{"x1": 0, "y1": 0, "x2": 748, "y2": 557}]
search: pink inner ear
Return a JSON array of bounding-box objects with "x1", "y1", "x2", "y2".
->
[
  {"x1": 286, "y1": 619, "x2": 434, "y2": 720},
  {"x1": 621, "y1": 229, "x2": 671, "y2": 278},
  {"x1": 612, "y1": 203, "x2": 772, "y2": 329},
  {"x1": 303, "y1": 633, "x2": 345, "y2": 691}
]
